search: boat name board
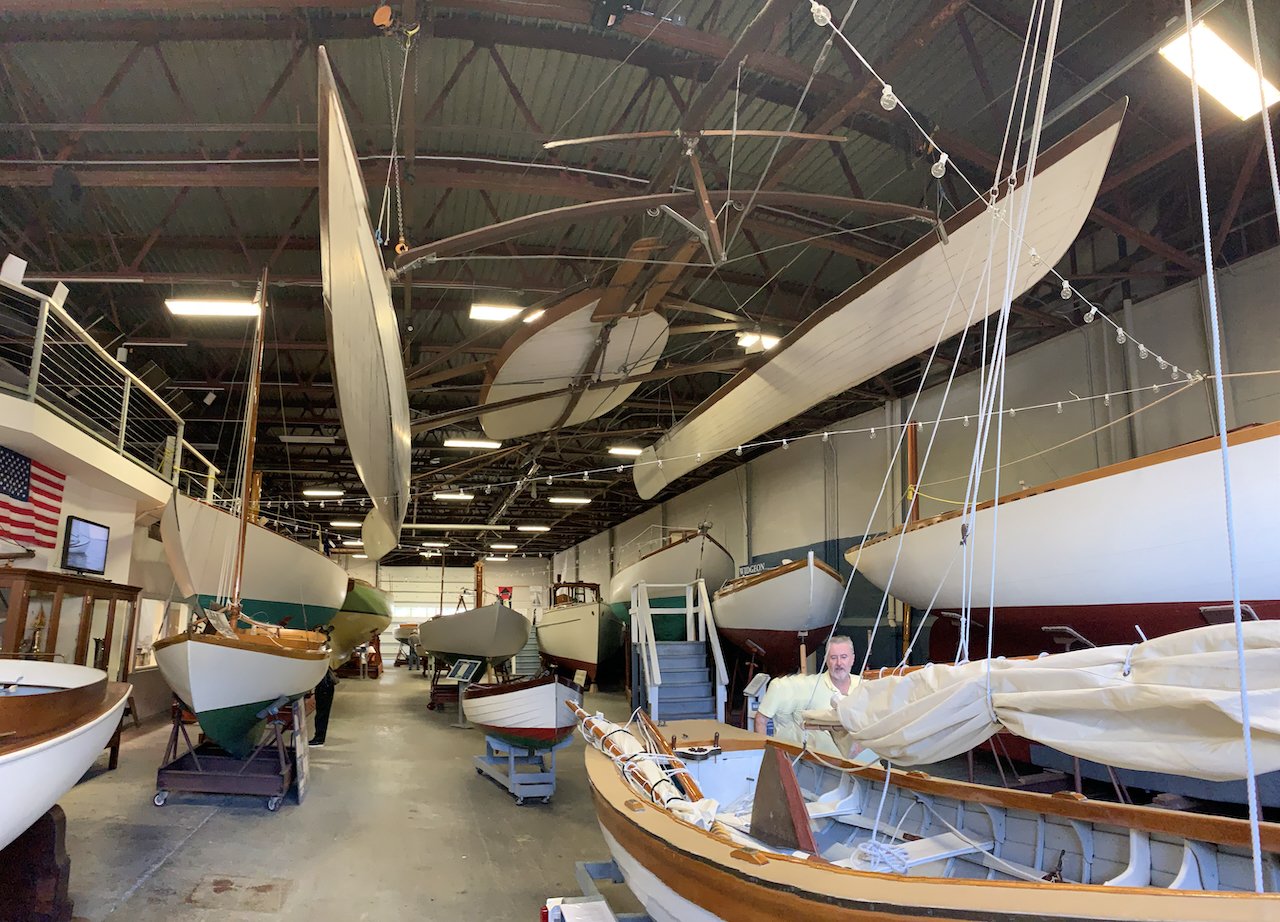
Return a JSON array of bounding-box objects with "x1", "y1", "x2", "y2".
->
[{"x1": 738, "y1": 563, "x2": 770, "y2": 576}]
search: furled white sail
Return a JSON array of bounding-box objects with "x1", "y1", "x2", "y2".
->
[
  {"x1": 318, "y1": 46, "x2": 412, "y2": 560},
  {"x1": 810, "y1": 623, "x2": 1280, "y2": 781},
  {"x1": 633, "y1": 100, "x2": 1125, "y2": 500}
]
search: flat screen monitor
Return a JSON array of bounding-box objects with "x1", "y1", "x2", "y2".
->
[{"x1": 61, "y1": 516, "x2": 109, "y2": 575}]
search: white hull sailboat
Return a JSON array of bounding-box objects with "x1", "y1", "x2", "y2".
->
[
  {"x1": 416, "y1": 603, "x2": 531, "y2": 665},
  {"x1": 0, "y1": 660, "x2": 130, "y2": 851},
  {"x1": 608, "y1": 529, "x2": 735, "y2": 641},
  {"x1": 161, "y1": 493, "x2": 348, "y2": 630},
  {"x1": 852, "y1": 422, "x2": 1280, "y2": 659},
  {"x1": 461, "y1": 673, "x2": 582, "y2": 750},
  {"x1": 537, "y1": 581, "x2": 622, "y2": 684},
  {"x1": 713, "y1": 552, "x2": 844, "y2": 674}
]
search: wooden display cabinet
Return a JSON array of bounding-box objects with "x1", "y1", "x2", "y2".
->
[{"x1": 0, "y1": 567, "x2": 143, "y2": 683}]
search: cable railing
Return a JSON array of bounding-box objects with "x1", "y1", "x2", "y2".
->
[{"x1": 0, "y1": 254, "x2": 218, "y2": 492}]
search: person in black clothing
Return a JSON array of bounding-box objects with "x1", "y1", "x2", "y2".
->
[{"x1": 310, "y1": 667, "x2": 338, "y2": 747}]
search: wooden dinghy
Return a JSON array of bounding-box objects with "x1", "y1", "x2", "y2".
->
[
  {"x1": 574, "y1": 710, "x2": 1280, "y2": 922},
  {"x1": 712, "y1": 552, "x2": 844, "y2": 674},
  {"x1": 415, "y1": 603, "x2": 531, "y2": 666},
  {"x1": 536, "y1": 581, "x2": 623, "y2": 684},
  {"x1": 0, "y1": 660, "x2": 130, "y2": 850},
  {"x1": 462, "y1": 673, "x2": 582, "y2": 750}
]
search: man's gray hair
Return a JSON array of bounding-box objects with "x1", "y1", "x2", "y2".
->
[{"x1": 827, "y1": 634, "x2": 855, "y2": 654}]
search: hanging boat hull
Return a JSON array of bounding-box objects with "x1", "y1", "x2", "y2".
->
[
  {"x1": 461, "y1": 674, "x2": 582, "y2": 750},
  {"x1": 851, "y1": 423, "x2": 1280, "y2": 660},
  {"x1": 415, "y1": 603, "x2": 531, "y2": 665},
  {"x1": 585, "y1": 720, "x2": 1280, "y2": 922},
  {"x1": 153, "y1": 633, "x2": 328, "y2": 758},
  {"x1": 608, "y1": 532, "x2": 735, "y2": 641},
  {"x1": 713, "y1": 554, "x2": 844, "y2": 674},
  {"x1": 162, "y1": 493, "x2": 348, "y2": 629},
  {"x1": 0, "y1": 661, "x2": 130, "y2": 851},
  {"x1": 328, "y1": 580, "x2": 393, "y2": 668},
  {"x1": 537, "y1": 599, "x2": 623, "y2": 684}
]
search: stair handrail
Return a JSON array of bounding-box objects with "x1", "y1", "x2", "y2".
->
[
  {"x1": 694, "y1": 578, "x2": 729, "y2": 723},
  {"x1": 631, "y1": 581, "x2": 662, "y2": 717}
]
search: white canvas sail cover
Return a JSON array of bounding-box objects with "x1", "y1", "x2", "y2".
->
[
  {"x1": 811, "y1": 623, "x2": 1280, "y2": 782},
  {"x1": 318, "y1": 46, "x2": 412, "y2": 560}
]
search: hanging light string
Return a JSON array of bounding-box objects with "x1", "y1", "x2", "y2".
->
[
  {"x1": 1182, "y1": 0, "x2": 1263, "y2": 892},
  {"x1": 806, "y1": 1, "x2": 1197, "y2": 383}
]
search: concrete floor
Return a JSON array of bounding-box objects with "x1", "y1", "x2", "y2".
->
[{"x1": 58, "y1": 666, "x2": 643, "y2": 921}]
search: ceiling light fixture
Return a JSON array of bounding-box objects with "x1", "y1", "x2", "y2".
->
[
  {"x1": 515, "y1": 525, "x2": 550, "y2": 533},
  {"x1": 434, "y1": 491, "x2": 474, "y2": 501},
  {"x1": 490, "y1": 543, "x2": 518, "y2": 550},
  {"x1": 279, "y1": 434, "x2": 338, "y2": 445},
  {"x1": 736, "y1": 332, "x2": 780, "y2": 352},
  {"x1": 548, "y1": 495, "x2": 591, "y2": 505},
  {"x1": 202, "y1": 390, "x2": 217, "y2": 406},
  {"x1": 353, "y1": 553, "x2": 369, "y2": 559},
  {"x1": 420, "y1": 541, "x2": 449, "y2": 548},
  {"x1": 330, "y1": 520, "x2": 362, "y2": 528},
  {"x1": 404, "y1": 523, "x2": 510, "y2": 531},
  {"x1": 608, "y1": 446, "x2": 643, "y2": 457},
  {"x1": 484, "y1": 555, "x2": 509, "y2": 562},
  {"x1": 469, "y1": 303, "x2": 522, "y2": 322},
  {"x1": 1159, "y1": 22, "x2": 1280, "y2": 120},
  {"x1": 443, "y1": 438, "x2": 503, "y2": 450},
  {"x1": 303, "y1": 488, "x2": 345, "y2": 497},
  {"x1": 166, "y1": 298, "x2": 260, "y2": 318},
  {"x1": 420, "y1": 550, "x2": 442, "y2": 557},
  {"x1": 342, "y1": 539, "x2": 363, "y2": 547}
]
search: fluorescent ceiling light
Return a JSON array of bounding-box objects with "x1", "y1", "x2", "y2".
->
[
  {"x1": 342, "y1": 539, "x2": 363, "y2": 547},
  {"x1": 404, "y1": 523, "x2": 510, "y2": 531},
  {"x1": 1159, "y1": 23, "x2": 1280, "y2": 120},
  {"x1": 353, "y1": 553, "x2": 368, "y2": 559},
  {"x1": 421, "y1": 541, "x2": 450, "y2": 548},
  {"x1": 484, "y1": 555, "x2": 509, "y2": 562},
  {"x1": 523, "y1": 309, "x2": 545, "y2": 323},
  {"x1": 279, "y1": 434, "x2": 337, "y2": 445},
  {"x1": 469, "y1": 303, "x2": 522, "y2": 321},
  {"x1": 737, "y1": 332, "x2": 780, "y2": 350},
  {"x1": 516, "y1": 525, "x2": 550, "y2": 533},
  {"x1": 608, "y1": 446, "x2": 643, "y2": 457},
  {"x1": 420, "y1": 550, "x2": 442, "y2": 557},
  {"x1": 443, "y1": 438, "x2": 503, "y2": 450},
  {"x1": 123, "y1": 340, "x2": 187, "y2": 348},
  {"x1": 303, "y1": 488, "x2": 344, "y2": 497},
  {"x1": 434, "y1": 491, "x2": 474, "y2": 501},
  {"x1": 166, "y1": 298, "x2": 260, "y2": 317},
  {"x1": 330, "y1": 520, "x2": 362, "y2": 527},
  {"x1": 548, "y1": 495, "x2": 591, "y2": 505},
  {"x1": 490, "y1": 543, "x2": 518, "y2": 550}
]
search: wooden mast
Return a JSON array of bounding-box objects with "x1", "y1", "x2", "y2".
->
[{"x1": 230, "y1": 270, "x2": 268, "y2": 618}]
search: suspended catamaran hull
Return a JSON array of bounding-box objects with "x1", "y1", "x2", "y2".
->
[
  {"x1": 161, "y1": 493, "x2": 348, "y2": 630},
  {"x1": 0, "y1": 661, "x2": 130, "y2": 851},
  {"x1": 852, "y1": 422, "x2": 1280, "y2": 660},
  {"x1": 633, "y1": 101, "x2": 1126, "y2": 500},
  {"x1": 583, "y1": 719, "x2": 1280, "y2": 922},
  {"x1": 328, "y1": 580, "x2": 393, "y2": 668},
  {"x1": 537, "y1": 600, "x2": 623, "y2": 684},
  {"x1": 318, "y1": 46, "x2": 412, "y2": 561},
  {"x1": 461, "y1": 674, "x2": 583, "y2": 749},
  {"x1": 153, "y1": 633, "x2": 328, "y2": 758},
  {"x1": 713, "y1": 553, "x2": 844, "y2": 674},
  {"x1": 416, "y1": 603, "x2": 531, "y2": 665},
  {"x1": 608, "y1": 531, "x2": 735, "y2": 641}
]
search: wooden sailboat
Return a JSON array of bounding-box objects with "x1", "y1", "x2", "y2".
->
[
  {"x1": 0, "y1": 659, "x2": 130, "y2": 851},
  {"x1": 608, "y1": 527, "x2": 735, "y2": 641},
  {"x1": 712, "y1": 552, "x2": 844, "y2": 674},
  {"x1": 327, "y1": 579, "x2": 393, "y2": 668},
  {"x1": 573, "y1": 708, "x2": 1280, "y2": 921},
  {"x1": 536, "y1": 580, "x2": 623, "y2": 684},
  {"x1": 153, "y1": 279, "x2": 333, "y2": 758},
  {"x1": 415, "y1": 603, "x2": 531, "y2": 666},
  {"x1": 462, "y1": 673, "x2": 582, "y2": 750},
  {"x1": 852, "y1": 422, "x2": 1280, "y2": 661},
  {"x1": 317, "y1": 46, "x2": 412, "y2": 561}
]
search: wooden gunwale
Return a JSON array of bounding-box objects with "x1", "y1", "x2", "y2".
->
[
  {"x1": 0, "y1": 675, "x2": 106, "y2": 740},
  {"x1": 856, "y1": 420, "x2": 1280, "y2": 554},
  {"x1": 633, "y1": 529, "x2": 732, "y2": 566},
  {"x1": 0, "y1": 681, "x2": 127, "y2": 759},
  {"x1": 715, "y1": 556, "x2": 841, "y2": 599},
  {"x1": 464, "y1": 672, "x2": 582, "y2": 700},
  {"x1": 151, "y1": 631, "x2": 327, "y2": 662},
  {"x1": 587, "y1": 740, "x2": 1279, "y2": 918}
]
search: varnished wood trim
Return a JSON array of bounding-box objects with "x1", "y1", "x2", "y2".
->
[
  {"x1": 859, "y1": 420, "x2": 1280, "y2": 552},
  {"x1": 464, "y1": 672, "x2": 582, "y2": 700},
  {"x1": 0, "y1": 680, "x2": 127, "y2": 758},
  {"x1": 716, "y1": 555, "x2": 842, "y2": 599},
  {"x1": 152, "y1": 631, "x2": 327, "y2": 662},
  {"x1": 634, "y1": 529, "x2": 733, "y2": 566}
]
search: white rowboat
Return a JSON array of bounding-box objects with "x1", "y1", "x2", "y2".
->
[{"x1": 462, "y1": 673, "x2": 583, "y2": 749}]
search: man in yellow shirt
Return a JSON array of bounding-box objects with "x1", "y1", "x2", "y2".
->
[{"x1": 753, "y1": 635, "x2": 874, "y2": 762}]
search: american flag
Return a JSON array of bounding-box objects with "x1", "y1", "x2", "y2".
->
[{"x1": 0, "y1": 447, "x2": 65, "y2": 549}]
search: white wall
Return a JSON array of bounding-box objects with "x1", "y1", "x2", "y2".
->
[
  {"x1": 11, "y1": 471, "x2": 141, "y2": 584},
  {"x1": 340, "y1": 556, "x2": 551, "y2": 623}
]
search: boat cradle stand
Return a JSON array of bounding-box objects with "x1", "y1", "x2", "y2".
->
[
  {"x1": 473, "y1": 734, "x2": 573, "y2": 806},
  {"x1": 542, "y1": 859, "x2": 651, "y2": 922},
  {"x1": 153, "y1": 695, "x2": 300, "y2": 812}
]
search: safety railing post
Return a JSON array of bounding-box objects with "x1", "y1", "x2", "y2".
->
[
  {"x1": 117, "y1": 378, "x2": 131, "y2": 451},
  {"x1": 26, "y1": 299, "x2": 48, "y2": 399},
  {"x1": 172, "y1": 422, "x2": 185, "y2": 487}
]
